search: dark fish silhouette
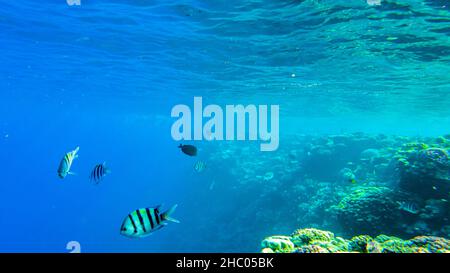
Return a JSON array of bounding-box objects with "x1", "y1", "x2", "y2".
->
[{"x1": 178, "y1": 144, "x2": 197, "y2": 156}]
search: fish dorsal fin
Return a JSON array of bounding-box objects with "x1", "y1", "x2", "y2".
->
[{"x1": 148, "y1": 204, "x2": 162, "y2": 211}]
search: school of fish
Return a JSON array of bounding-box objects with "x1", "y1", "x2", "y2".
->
[{"x1": 57, "y1": 144, "x2": 200, "y2": 238}]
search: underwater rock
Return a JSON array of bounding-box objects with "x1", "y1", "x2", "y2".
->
[
  {"x1": 360, "y1": 148, "x2": 380, "y2": 162},
  {"x1": 289, "y1": 228, "x2": 349, "y2": 253},
  {"x1": 404, "y1": 221, "x2": 431, "y2": 237},
  {"x1": 293, "y1": 245, "x2": 331, "y2": 253},
  {"x1": 262, "y1": 171, "x2": 274, "y2": 181},
  {"x1": 410, "y1": 236, "x2": 450, "y2": 253},
  {"x1": 261, "y1": 228, "x2": 450, "y2": 253},
  {"x1": 302, "y1": 133, "x2": 392, "y2": 182},
  {"x1": 348, "y1": 235, "x2": 374, "y2": 252},
  {"x1": 204, "y1": 134, "x2": 450, "y2": 251},
  {"x1": 260, "y1": 236, "x2": 294, "y2": 253},
  {"x1": 339, "y1": 167, "x2": 356, "y2": 184},
  {"x1": 395, "y1": 143, "x2": 450, "y2": 200},
  {"x1": 366, "y1": 240, "x2": 383, "y2": 253},
  {"x1": 332, "y1": 186, "x2": 401, "y2": 236},
  {"x1": 290, "y1": 228, "x2": 334, "y2": 247},
  {"x1": 420, "y1": 199, "x2": 447, "y2": 220}
]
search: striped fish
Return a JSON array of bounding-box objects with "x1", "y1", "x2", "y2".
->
[
  {"x1": 397, "y1": 201, "x2": 419, "y2": 214},
  {"x1": 194, "y1": 161, "x2": 206, "y2": 173},
  {"x1": 89, "y1": 162, "x2": 110, "y2": 184},
  {"x1": 57, "y1": 146, "x2": 79, "y2": 179},
  {"x1": 120, "y1": 204, "x2": 179, "y2": 238}
]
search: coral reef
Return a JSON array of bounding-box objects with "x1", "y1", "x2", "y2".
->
[
  {"x1": 395, "y1": 141, "x2": 450, "y2": 200},
  {"x1": 331, "y1": 186, "x2": 402, "y2": 236},
  {"x1": 261, "y1": 228, "x2": 450, "y2": 253},
  {"x1": 260, "y1": 236, "x2": 294, "y2": 253},
  {"x1": 185, "y1": 133, "x2": 450, "y2": 252}
]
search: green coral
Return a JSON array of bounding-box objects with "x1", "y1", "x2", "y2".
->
[
  {"x1": 289, "y1": 228, "x2": 350, "y2": 252},
  {"x1": 349, "y1": 235, "x2": 373, "y2": 253},
  {"x1": 374, "y1": 234, "x2": 397, "y2": 243},
  {"x1": 435, "y1": 136, "x2": 446, "y2": 144},
  {"x1": 260, "y1": 228, "x2": 450, "y2": 253},
  {"x1": 378, "y1": 237, "x2": 413, "y2": 253},
  {"x1": 366, "y1": 241, "x2": 383, "y2": 253},
  {"x1": 395, "y1": 140, "x2": 450, "y2": 200},
  {"x1": 333, "y1": 187, "x2": 400, "y2": 236},
  {"x1": 402, "y1": 142, "x2": 429, "y2": 151},
  {"x1": 410, "y1": 236, "x2": 450, "y2": 253},
  {"x1": 290, "y1": 228, "x2": 334, "y2": 246},
  {"x1": 260, "y1": 236, "x2": 294, "y2": 253}
]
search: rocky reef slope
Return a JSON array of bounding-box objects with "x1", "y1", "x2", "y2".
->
[
  {"x1": 261, "y1": 228, "x2": 450, "y2": 253},
  {"x1": 178, "y1": 133, "x2": 450, "y2": 252}
]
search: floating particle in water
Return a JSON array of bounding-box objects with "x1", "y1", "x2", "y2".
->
[
  {"x1": 291, "y1": 73, "x2": 296, "y2": 78},
  {"x1": 4, "y1": 134, "x2": 8, "y2": 139},
  {"x1": 209, "y1": 180, "x2": 216, "y2": 190},
  {"x1": 263, "y1": 172, "x2": 274, "y2": 181}
]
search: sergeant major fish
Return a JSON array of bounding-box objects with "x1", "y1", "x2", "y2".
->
[
  {"x1": 89, "y1": 162, "x2": 110, "y2": 184},
  {"x1": 57, "y1": 146, "x2": 79, "y2": 179},
  {"x1": 397, "y1": 201, "x2": 419, "y2": 214},
  {"x1": 120, "y1": 204, "x2": 179, "y2": 238}
]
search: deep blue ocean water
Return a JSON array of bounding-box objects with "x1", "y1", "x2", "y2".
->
[{"x1": 0, "y1": 0, "x2": 449, "y2": 253}]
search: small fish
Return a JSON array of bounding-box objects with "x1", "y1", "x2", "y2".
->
[
  {"x1": 120, "y1": 204, "x2": 179, "y2": 238},
  {"x1": 194, "y1": 161, "x2": 206, "y2": 173},
  {"x1": 179, "y1": 144, "x2": 197, "y2": 156},
  {"x1": 397, "y1": 201, "x2": 419, "y2": 214},
  {"x1": 57, "y1": 146, "x2": 79, "y2": 179},
  {"x1": 89, "y1": 162, "x2": 110, "y2": 184}
]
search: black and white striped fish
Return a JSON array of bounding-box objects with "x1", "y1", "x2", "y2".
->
[
  {"x1": 397, "y1": 201, "x2": 419, "y2": 214},
  {"x1": 120, "y1": 204, "x2": 179, "y2": 238},
  {"x1": 57, "y1": 146, "x2": 79, "y2": 179},
  {"x1": 89, "y1": 163, "x2": 110, "y2": 184}
]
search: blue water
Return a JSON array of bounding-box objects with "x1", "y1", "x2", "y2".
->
[{"x1": 0, "y1": 0, "x2": 449, "y2": 252}]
